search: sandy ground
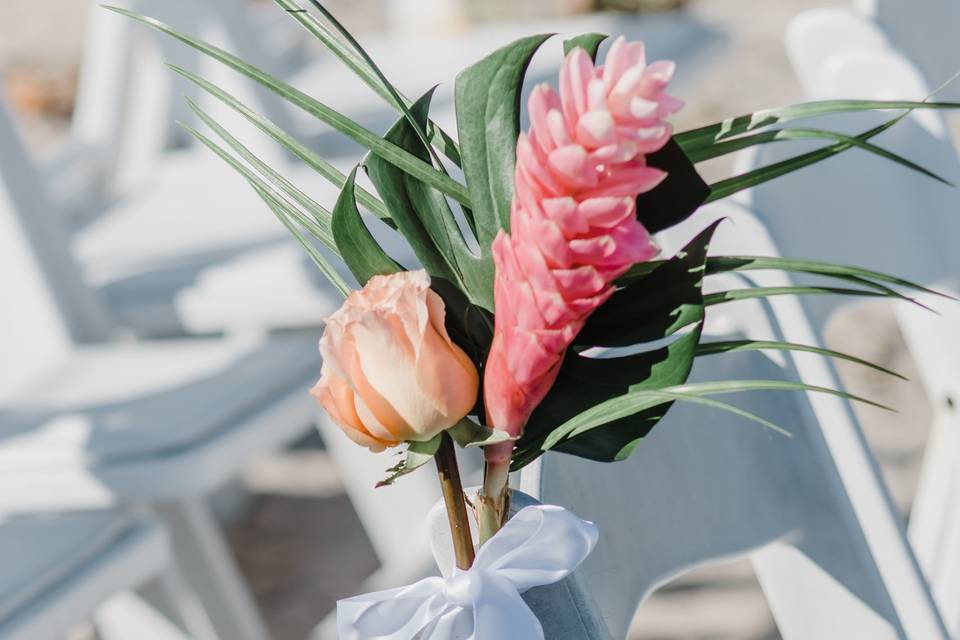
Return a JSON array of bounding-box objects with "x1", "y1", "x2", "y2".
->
[{"x1": 2, "y1": 1, "x2": 940, "y2": 639}]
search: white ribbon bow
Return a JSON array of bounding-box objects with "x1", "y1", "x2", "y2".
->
[{"x1": 337, "y1": 504, "x2": 598, "y2": 640}]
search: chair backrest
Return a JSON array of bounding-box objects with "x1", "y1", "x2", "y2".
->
[
  {"x1": 735, "y1": 11, "x2": 960, "y2": 337},
  {"x1": 70, "y1": 1, "x2": 137, "y2": 193},
  {"x1": 136, "y1": 0, "x2": 302, "y2": 148},
  {"x1": 518, "y1": 200, "x2": 948, "y2": 639},
  {"x1": 71, "y1": 1, "x2": 296, "y2": 194},
  {"x1": 786, "y1": 7, "x2": 889, "y2": 96},
  {"x1": 0, "y1": 95, "x2": 113, "y2": 393},
  {"x1": 856, "y1": 0, "x2": 960, "y2": 101}
]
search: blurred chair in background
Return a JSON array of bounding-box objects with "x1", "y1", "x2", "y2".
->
[
  {"x1": 1, "y1": 91, "x2": 343, "y2": 338},
  {"x1": 0, "y1": 510, "x2": 184, "y2": 640},
  {"x1": 509, "y1": 199, "x2": 950, "y2": 640},
  {"x1": 855, "y1": 0, "x2": 960, "y2": 102},
  {"x1": 44, "y1": 0, "x2": 310, "y2": 218},
  {"x1": 0, "y1": 82, "x2": 326, "y2": 639},
  {"x1": 0, "y1": 2, "x2": 342, "y2": 339},
  {"x1": 734, "y1": 7, "x2": 960, "y2": 636}
]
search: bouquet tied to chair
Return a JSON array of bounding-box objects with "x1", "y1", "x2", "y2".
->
[{"x1": 115, "y1": 2, "x2": 960, "y2": 637}]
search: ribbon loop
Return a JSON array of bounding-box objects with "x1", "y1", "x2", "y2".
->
[{"x1": 337, "y1": 504, "x2": 598, "y2": 640}]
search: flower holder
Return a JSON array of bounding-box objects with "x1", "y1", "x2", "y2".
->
[{"x1": 426, "y1": 489, "x2": 613, "y2": 640}]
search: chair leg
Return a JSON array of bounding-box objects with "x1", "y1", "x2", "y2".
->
[
  {"x1": 137, "y1": 566, "x2": 222, "y2": 640},
  {"x1": 154, "y1": 497, "x2": 270, "y2": 640},
  {"x1": 753, "y1": 542, "x2": 905, "y2": 639},
  {"x1": 909, "y1": 406, "x2": 960, "y2": 637},
  {"x1": 753, "y1": 524, "x2": 948, "y2": 640},
  {"x1": 94, "y1": 589, "x2": 193, "y2": 640}
]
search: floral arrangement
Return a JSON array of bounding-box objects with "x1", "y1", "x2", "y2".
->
[{"x1": 113, "y1": 2, "x2": 957, "y2": 637}]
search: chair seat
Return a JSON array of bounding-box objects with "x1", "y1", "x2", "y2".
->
[
  {"x1": 169, "y1": 226, "x2": 421, "y2": 336},
  {"x1": 101, "y1": 239, "x2": 344, "y2": 338},
  {"x1": 0, "y1": 333, "x2": 319, "y2": 503},
  {"x1": 74, "y1": 149, "x2": 341, "y2": 287},
  {"x1": 171, "y1": 243, "x2": 342, "y2": 335},
  {"x1": 0, "y1": 510, "x2": 167, "y2": 640},
  {"x1": 70, "y1": 147, "x2": 350, "y2": 337}
]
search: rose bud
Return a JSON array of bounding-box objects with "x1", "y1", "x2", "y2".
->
[{"x1": 311, "y1": 270, "x2": 480, "y2": 451}]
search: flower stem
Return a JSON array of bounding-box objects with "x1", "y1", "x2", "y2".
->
[
  {"x1": 435, "y1": 431, "x2": 474, "y2": 570},
  {"x1": 478, "y1": 458, "x2": 511, "y2": 545}
]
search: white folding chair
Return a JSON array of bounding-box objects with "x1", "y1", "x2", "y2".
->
[
  {"x1": 450, "y1": 201, "x2": 946, "y2": 640},
  {"x1": 0, "y1": 509, "x2": 179, "y2": 640},
  {"x1": 0, "y1": 94, "x2": 329, "y2": 640},
  {"x1": 856, "y1": 0, "x2": 960, "y2": 101},
  {"x1": 4, "y1": 2, "x2": 365, "y2": 338},
  {"x1": 740, "y1": 10, "x2": 960, "y2": 634},
  {"x1": 1, "y1": 90, "x2": 347, "y2": 338},
  {"x1": 36, "y1": 1, "x2": 307, "y2": 218},
  {"x1": 840, "y1": 14, "x2": 960, "y2": 610},
  {"x1": 425, "y1": 199, "x2": 948, "y2": 637},
  {"x1": 72, "y1": 0, "x2": 309, "y2": 187}
]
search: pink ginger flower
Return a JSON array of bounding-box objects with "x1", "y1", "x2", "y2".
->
[{"x1": 483, "y1": 37, "x2": 682, "y2": 463}]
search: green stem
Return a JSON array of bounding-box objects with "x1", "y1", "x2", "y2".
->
[
  {"x1": 477, "y1": 459, "x2": 511, "y2": 545},
  {"x1": 435, "y1": 432, "x2": 474, "y2": 570}
]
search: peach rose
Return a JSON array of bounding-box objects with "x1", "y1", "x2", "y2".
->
[{"x1": 310, "y1": 270, "x2": 480, "y2": 452}]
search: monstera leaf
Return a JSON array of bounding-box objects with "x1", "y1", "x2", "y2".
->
[
  {"x1": 513, "y1": 221, "x2": 718, "y2": 467},
  {"x1": 367, "y1": 91, "x2": 495, "y2": 309},
  {"x1": 455, "y1": 34, "x2": 552, "y2": 241}
]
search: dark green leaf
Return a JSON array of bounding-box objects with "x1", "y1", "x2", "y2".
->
[
  {"x1": 703, "y1": 285, "x2": 888, "y2": 306},
  {"x1": 542, "y1": 378, "x2": 891, "y2": 451},
  {"x1": 688, "y1": 126, "x2": 951, "y2": 185},
  {"x1": 366, "y1": 91, "x2": 494, "y2": 309},
  {"x1": 376, "y1": 435, "x2": 442, "y2": 487},
  {"x1": 272, "y1": 0, "x2": 462, "y2": 165},
  {"x1": 676, "y1": 99, "x2": 960, "y2": 151},
  {"x1": 512, "y1": 223, "x2": 724, "y2": 468},
  {"x1": 455, "y1": 34, "x2": 552, "y2": 246},
  {"x1": 512, "y1": 335, "x2": 696, "y2": 469},
  {"x1": 636, "y1": 138, "x2": 711, "y2": 233},
  {"x1": 576, "y1": 220, "x2": 722, "y2": 347},
  {"x1": 696, "y1": 340, "x2": 906, "y2": 379},
  {"x1": 704, "y1": 110, "x2": 909, "y2": 203},
  {"x1": 332, "y1": 166, "x2": 403, "y2": 284},
  {"x1": 563, "y1": 33, "x2": 608, "y2": 60}
]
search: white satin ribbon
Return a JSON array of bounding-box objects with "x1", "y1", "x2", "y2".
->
[{"x1": 337, "y1": 504, "x2": 598, "y2": 640}]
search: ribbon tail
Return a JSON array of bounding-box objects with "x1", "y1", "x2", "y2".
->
[
  {"x1": 337, "y1": 577, "x2": 448, "y2": 640},
  {"x1": 470, "y1": 572, "x2": 544, "y2": 640}
]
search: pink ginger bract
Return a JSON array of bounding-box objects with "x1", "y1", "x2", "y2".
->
[{"x1": 483, "y1": 37, "x2": 682, "y2": 463}]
